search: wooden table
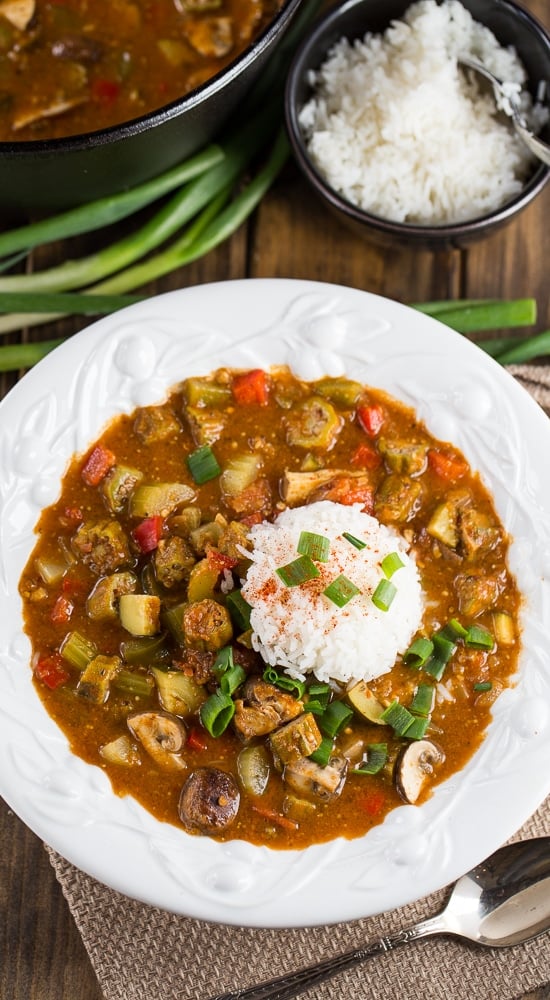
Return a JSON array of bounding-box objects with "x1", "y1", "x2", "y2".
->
[{"x1": 1, "y1": 2, "x2": 550, "y2": 995}]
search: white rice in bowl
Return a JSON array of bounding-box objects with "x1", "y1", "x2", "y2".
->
[
  {"x1": 298, "y1": 0, "x2": 548, "y2": 225},
  {"x1": 241, "y1": 500, "x2": 424, "y2": 685}
]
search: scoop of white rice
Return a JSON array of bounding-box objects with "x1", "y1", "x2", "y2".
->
[
  {"x1": 241, "y1": 501, "x2": 424, "y2": 686},
  {"x1": 298, "y1": 0, "x2": 547, "y2": 225}
]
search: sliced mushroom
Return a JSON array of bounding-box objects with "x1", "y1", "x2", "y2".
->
[
  {"x1": 178, "y1": 767, "x2": 240, "y2": 833},
  {"x1": 283, "y1": 755, "x2": 348, "y2": 802},
  {"x1": 127, "y1": 711, "x2": 187, "y2": 772},
  {"x1": 12, "y1": 96, "x2": 87, "y2": 131},
  {"x1": 395, "y1": 739, "x2": 445, "y2": 804}
]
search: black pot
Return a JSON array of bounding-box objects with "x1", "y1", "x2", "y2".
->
[{"x1": 0, "y1": 0, "x2": 306, "y2": 214}]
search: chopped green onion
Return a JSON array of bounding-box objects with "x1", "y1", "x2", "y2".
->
[
  {"x1": 323, "y1": 574, "x2": 360, "y2": 608},
  {"x1": 200, "y1": 690, "x2": 235, "y2": 737},
  {"x1": 432, "y1": 632, "x2": 456, "y2": 663},
  {"x1": 381, "y1": 552, "x2": 404, "y2": 578},
  {"x1": 423, "y1": 657, "x2": 447, "y2": 681},
  {"x1": 213, "y1": 646, "x2": 234, "y2": 676},
  {"x1": 309, "y1": 736, "x2": 334, "y2": 767},
  {"x1": 220, "y1": 663, "x2": 246, "y2": 696},
  {"x1": 226, "y1": 589, "x2": 252, "y2": 631},
  {"x1": 354, "y1": 743, "x2": 388, "y2": 775},
  {"x1": 380, "y1": 700, "x2": 416, "y2": 736},
  {"x1": 297, "y1": 530, "x2": 330, "y2": 562},
  {"x1": 438, "y1": 619, "x2": 468, "y2": 642},
  {"x1": 342, "y1": 532, "x2": 366, "y2": 550},
  {"x1": 465, "y1": 625, "x2": 495, "y2": 651},
  {"x1": 473, "y1": 681, "x2": 493, "y2": 692},
  {"x1": 187, "y1": 445, "x2": 221, "y2": 484},
  {"x1": 276, "y1": 554, "x2": 320, "y2": 587},
  {"x1": 319, "y1": 700, "x2": 354, "y2": 738},
  {"x1": 262, "y1": 666, "x2": 305, "y2": 699},
  {"x1": 371, "y1": 578, "x2": 397, "y2": 612},
  {"x1": 304, "y1": 682, "x2": 331, "y2": 715},
  {"x1": 403, "y1": 716, "x2": 431, "y2": 740},
  {"x1": 409, "y1": 683, "x2": 435, "y2": 718},
  {"x1": 403, "y1": 637, "x2": 434, "y2": 668}
]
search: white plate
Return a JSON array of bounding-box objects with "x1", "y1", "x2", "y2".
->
[{"x1": 1, "y1": 278, "x2": 549, "y2": 927}]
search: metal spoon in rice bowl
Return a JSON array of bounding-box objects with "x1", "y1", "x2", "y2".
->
[{"x1": 459, "y1": 55, "x2": 550, "y2": 166}]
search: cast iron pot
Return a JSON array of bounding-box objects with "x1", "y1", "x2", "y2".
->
[{"x1": 0, "y1": 0, "x2": 307, "y2": 214}]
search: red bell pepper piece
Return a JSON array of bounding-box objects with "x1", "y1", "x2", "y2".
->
[
  {"x1": 33, "y1": 653, "x2": 70, "y2": 690},
  {"x1": 132, "y1": 515, "x2": 164, "y2": 553},
  {"x1": 231, "y1": 369, "x2": 269, "y2": 406},
  {"x1": 427, "y1": 448, "x2": 469, "y2": 482},
  {"x1": 81, "y1": 445, "x2": 116, "y2": 486},
  {"x1": 50, "y1": 595, "x2": 74, "y2": 625},
  {"x1": 357, "y1": 403, "x2": 385, "y2": 437},
  {"x1": 92, "y1": 78, "x2": 121, "y2": 105},
  {"x1": 206, "y1": 548, "x2": 238, "y2": 573},
  {"x1": 350, "y1": 442, "x2": 382, "y2": 470},
  {"x1": 187, "y1": 727, "x2": 209, "y2": 752}
]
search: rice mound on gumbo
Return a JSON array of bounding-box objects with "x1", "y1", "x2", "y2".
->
[
  {"x1": 298, "y1": 0, "x2": 547, "y2": 225},
  {"x1": 241, "y1": 501, "x2": 424, "y2": 685}
]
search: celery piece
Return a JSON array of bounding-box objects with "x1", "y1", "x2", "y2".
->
[
  {"x1": 220, "y1": 453, "x2": 261, "y2": 497},
  {"x1": 60, "y1": 630, "x2": 98, "y2": 671},
  {"x1": 120, "y1": 633, "x2": 169, "y2": 667},
  {"x1": 113, "y1": 670, "x2": 155, "y2": 698},
  {"x1": 184, "y1": 377, "x2": 232, "y2": 407}
]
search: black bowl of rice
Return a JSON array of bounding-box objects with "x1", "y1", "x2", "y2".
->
[{"x1": 284, "y1": 0, "x2": 550, "y2": 249}]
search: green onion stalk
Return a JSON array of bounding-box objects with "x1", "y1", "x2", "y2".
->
[{"x1": 0, "y1": 0, "x2": 547, "y2": 373}]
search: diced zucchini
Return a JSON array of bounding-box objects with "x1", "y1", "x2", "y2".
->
[
  {"x1": 119, "y1": 594, "x2": 161, "y2": 636},
  {"x1": 35, "y1": 549, "x2": 74, "y2": 585},
  {"x1": 346, "y1": 680, "x2": 386, "y2": 724},
  {"x1": 187, "y1": 558, "x2": 220, "y2": 602},
  {"x1": 128, "y1": 483, "x2": 195, "y2": 518},
  {"x1": 426, "y1": 500, "x2": 459, "y2": 548},
  {"x1": 151, "y1": 667, "x2": 207, "y2": 716},
  {"x1": 374, "y1": 475, "x2": 423, "y2": 524},
  {"x1": 237, "y1": 744, "x2": 271, "y2": 795},
  {"x1": 220, "y1": 453, "x2": 261, "y2": 497},
  {"x1": 77, "y1": 654, "x2": 121, "y2": 704},
  {"x1": 459, "y1": 508, "x2": 500, "y2": 558},
  {"x1": 86, "y1": 571, "x2": 137, "y2": 621}
]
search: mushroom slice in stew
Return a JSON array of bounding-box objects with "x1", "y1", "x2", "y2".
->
[
  {"x1": 127, "y1": 711, "x2": 187, "y2": 772},
  {"x1": 284, "y1": 756, "x2": 349, "y2": 802},
  {"x1": 395, "y1": 740, "x2": 445, "y2": 804},
  {"x1": 179, "y1": 767, "x2": 240, "y2": 833}
]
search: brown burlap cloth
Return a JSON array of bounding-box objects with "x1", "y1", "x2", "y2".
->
[{"x1": 45, "y1": 364, "x2": 550, "y2": 1000}]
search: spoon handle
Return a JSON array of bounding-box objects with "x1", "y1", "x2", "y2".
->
[{"x1": 208, "y1": 915, "x2": 445, "y2": 1000}]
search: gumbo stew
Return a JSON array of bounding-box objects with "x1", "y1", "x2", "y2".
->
[
  {"x1": 0, "y1": 0, "x2": 283, "y2": 141},
  {"x1": 19, "y1": 366, "x2": 520, "y2": 849}
]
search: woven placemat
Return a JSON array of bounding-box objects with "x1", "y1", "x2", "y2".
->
[{"x1": 46, "y1": 365, "x2": 550, "y2": 1000}]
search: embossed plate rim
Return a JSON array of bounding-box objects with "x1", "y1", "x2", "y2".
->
[{"x1": 0, "y1": 278, "x2": 549, "y2": 927}]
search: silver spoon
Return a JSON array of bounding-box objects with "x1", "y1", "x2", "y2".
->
[
  {"x1": 209, "y1": 836, "x2": 550, "y2": 1000},
  {"x1": 459, "y1": 55, "x2": 550, "y2": 167}
]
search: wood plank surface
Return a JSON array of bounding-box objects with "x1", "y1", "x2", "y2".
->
[{"x1": 1, "y1": 1, "x2": 549, "y2": 996}]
